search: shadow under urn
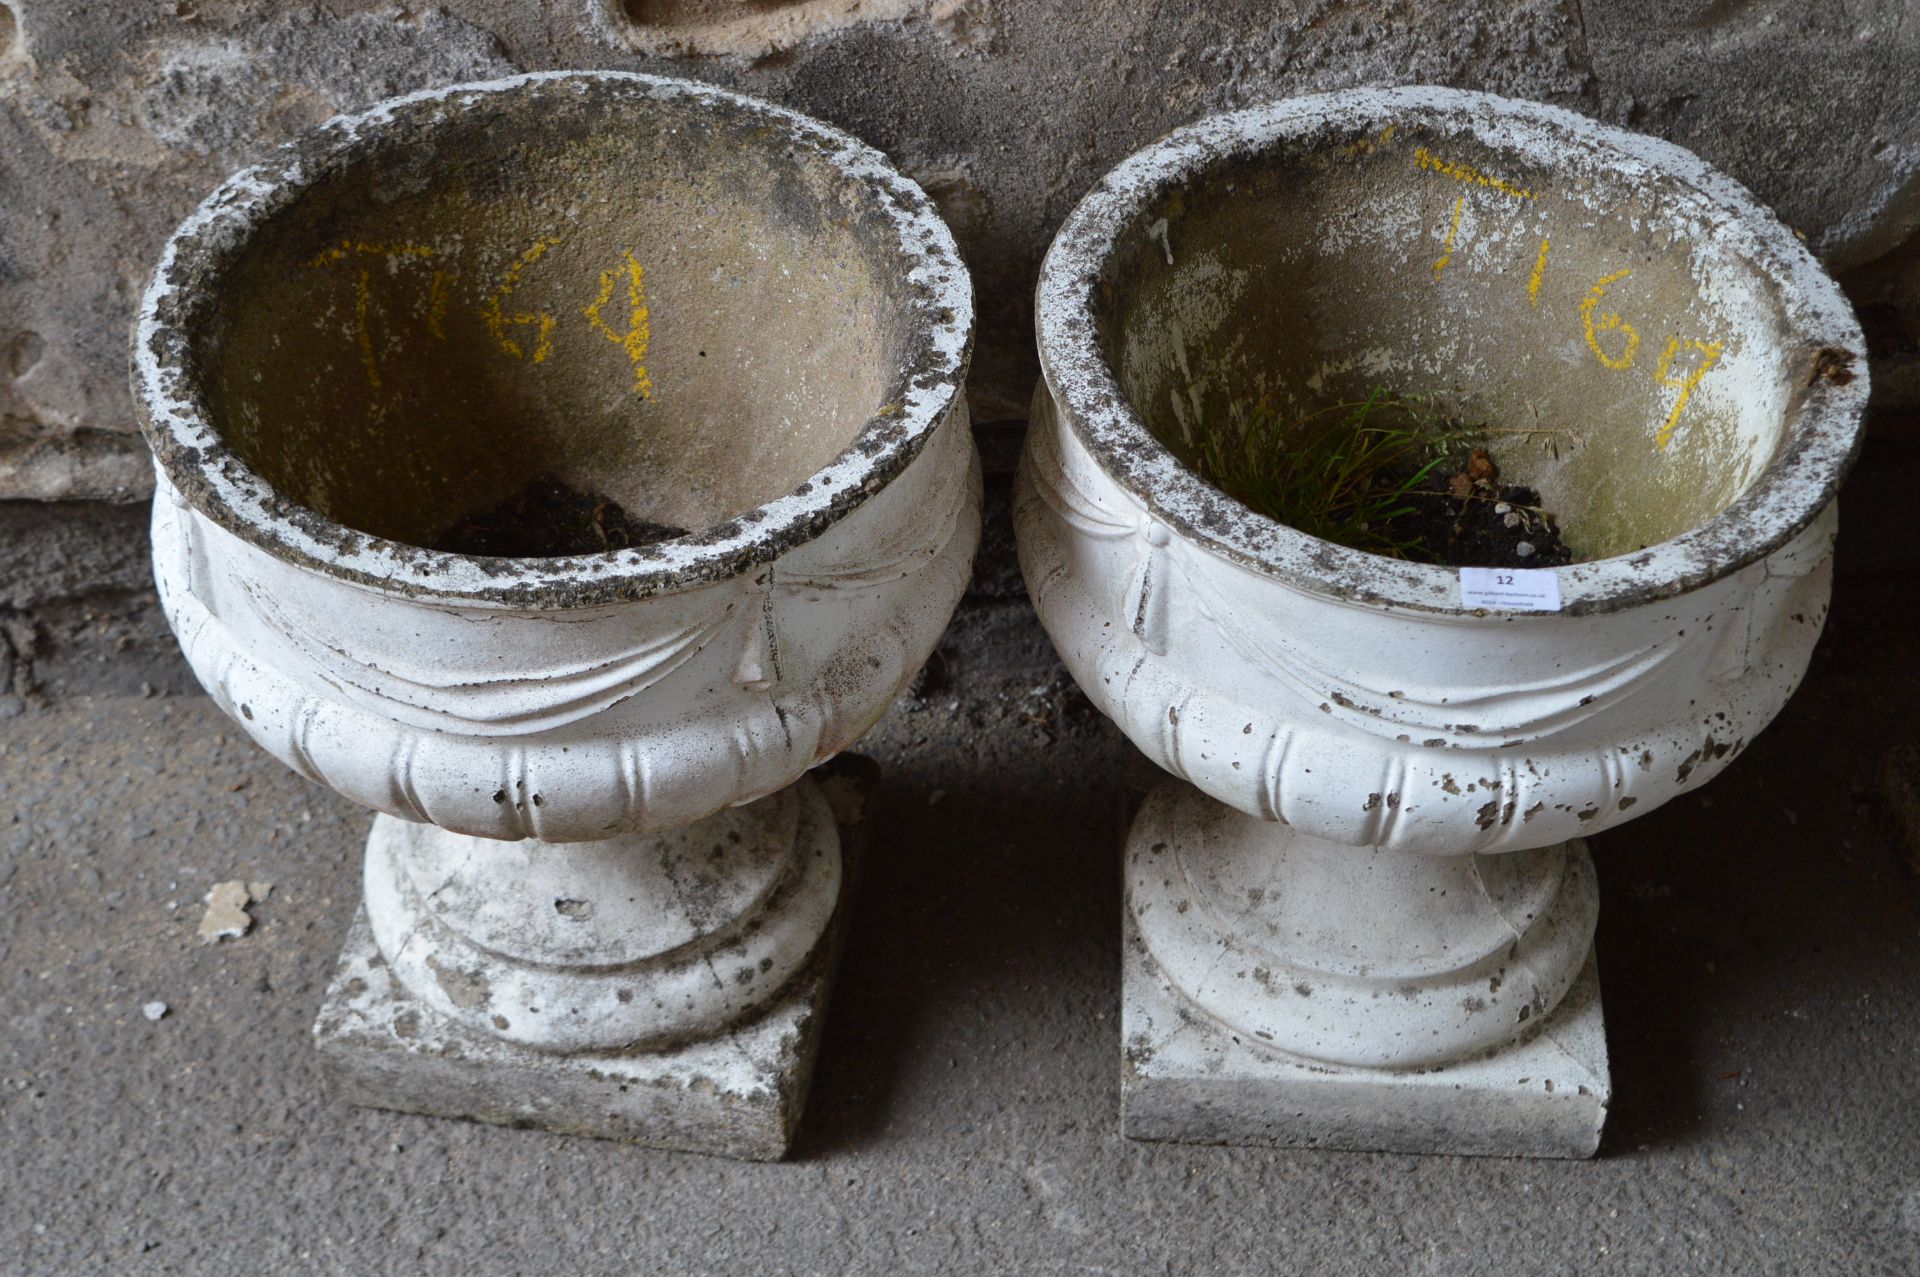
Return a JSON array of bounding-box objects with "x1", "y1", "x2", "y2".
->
[
  {"x1": 133, "y1": 71, "x2": 979, "y2": 1159},
  {"x1": 1015, "y1": 86, "x2": 1866, "y2": 1158}
]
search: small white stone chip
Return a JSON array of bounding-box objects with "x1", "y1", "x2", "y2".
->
[
  {"x1": 142, "y1": 1001, "x2": 168, "y2": 1022},
  {"x1": 198, "y1": 879, "x2": 254, "y2": 943},
  {"x1": 1459, "y1": 566, "x2": 1562, "y2": 613}
]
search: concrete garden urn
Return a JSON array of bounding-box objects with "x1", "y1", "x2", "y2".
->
[
  {"x1": 1015, "y1": 87, "x2": 1866, "y2": 1158},
  {"x1": 133, "y1": 71, "x2": 977, "y2": 1159}
]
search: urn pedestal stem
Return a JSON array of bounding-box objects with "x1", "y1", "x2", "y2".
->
[
  {"x1": 317, "y1": 769, "x2": 874, "y2": 1161},
  {"x1": 1126, "y1": 783, "x2": 1598, "y2": 1072},
  {"x1": 1121, "y1": 782, "x2": 1611, "y2": 1159},
  {"x1": 361, "y1": 780, "x2": 842, "y2": 1055}
]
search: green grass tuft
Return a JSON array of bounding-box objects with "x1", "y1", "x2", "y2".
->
[
  {"x1": 1184, "y1": 387, "x2": 1474, "y2": 558},
  {"x1": 1180, "y1": 386, "x2": 1578, "y2": 560}
]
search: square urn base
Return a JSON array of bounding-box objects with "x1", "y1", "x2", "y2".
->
[
  {"x1": 312, "y1": 761, "x2": 873, "y2": 1161},
  {"x1": 1121, "y1": 911, "x2": 1611, "y2": 1160}
]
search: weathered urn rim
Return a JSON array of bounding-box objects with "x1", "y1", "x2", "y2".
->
[
  {"x1": 1035, "y1": 84, "x2": 1867, "y2": 617},
  {"x1": 132, "y1": 69, "x2": 972, "y2": 610}
]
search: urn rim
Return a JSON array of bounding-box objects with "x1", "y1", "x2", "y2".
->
[
  {"x1": 1035, "y1": 84, "x2": 1867, "y2": 617},
  {"x1": 132, "y1": 70, "x2": 973, "y2": 609}
]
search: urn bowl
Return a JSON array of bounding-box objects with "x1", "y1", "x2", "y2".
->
[
  {"x1": 135, "y1": 70, "x2": 979, "y2": 846},
  {"x1": 1018, "y1": 85, "x2": 1866, "y2": 859}
]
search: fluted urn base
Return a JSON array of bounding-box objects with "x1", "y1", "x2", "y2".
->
[
  {"x1": 1120, "y1": 781, "x2": 1610, "y2": 1159},
  {"x1": 312, "y1": 763, "x2": 874, "y2": 1160}
]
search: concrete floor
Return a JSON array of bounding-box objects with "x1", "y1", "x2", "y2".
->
[{"x1": 3, "y1": 449, "x2": 1919, "y2": 1275}]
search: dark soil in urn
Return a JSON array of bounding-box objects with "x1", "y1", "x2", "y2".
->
[
  {"x1": 433, "y1": 475, "x2": 687, "y2": 558},
  {"x1": 1382, "y1": 448, "x2": 1576, "y2": 570}
]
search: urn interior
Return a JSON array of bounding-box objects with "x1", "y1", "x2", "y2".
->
[
  {"x1": 183, "y1": 80, "x2": 924, "y2": 551},
  {"x1": 1093, "y1": 109, "x2": 1834, "y2": 562}
]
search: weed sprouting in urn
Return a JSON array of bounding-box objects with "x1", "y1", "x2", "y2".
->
[{"x1": 1179, "y1": 385, "x2": 1583, "y2": 569}]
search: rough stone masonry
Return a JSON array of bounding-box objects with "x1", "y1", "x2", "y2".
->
[{"x1": 0, "y1": 0, "x2": 1917, "y2": 504}]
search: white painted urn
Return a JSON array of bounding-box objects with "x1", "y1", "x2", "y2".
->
[
  {"x1": 1015, "y1": 87, "x2": 1866, "y2": 1157},
  {"x1": 133, "y1": 71, "x2": 978, "y2": 1158}
]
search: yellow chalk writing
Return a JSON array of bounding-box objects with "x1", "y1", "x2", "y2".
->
[
  {"x1": 1527, "y1": 238, "x2": 1550, "y2": 306},
  {"x1": 1342, "y1": 123, "x2": 1400, "y2": 157},
  {"x1": 426, "y1": 269, "x2": 452, "y2": 342},
  {"x1": 1434, "y1": 193, "x2": 1466, "y2": 279},
  {"x1": 484, "y1": 237, "x2": 562, "y2": 363},
  {"x1": 584, "y1": 251, "x2": 654, "y2": 398},
  {"x1": 353, "y1": 269, "x2": 381, "y2": 391},
  {"x1": 1393, "y1": 161, "x2": 1726, "y2": 453},
  {"x1": 1579, "y1": 268, "x2": 1639, "y2": 370},
  {"x1": 303, "y1": 240, "x2": 435, "y2": 270},
  {"x1": 305, "y1": 240, "x2": 437, "y2": 389},
  {"x1": 1652, "y1": 336, "x2": 1723, "y2": 450},
  {"x1": 1413, "y1": 147, "x2": 1538, "y2": 201}
]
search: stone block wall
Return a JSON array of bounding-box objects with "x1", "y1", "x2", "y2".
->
[{"x1": 1, "y1": 0, "x2": 1915, "y2": 502}]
